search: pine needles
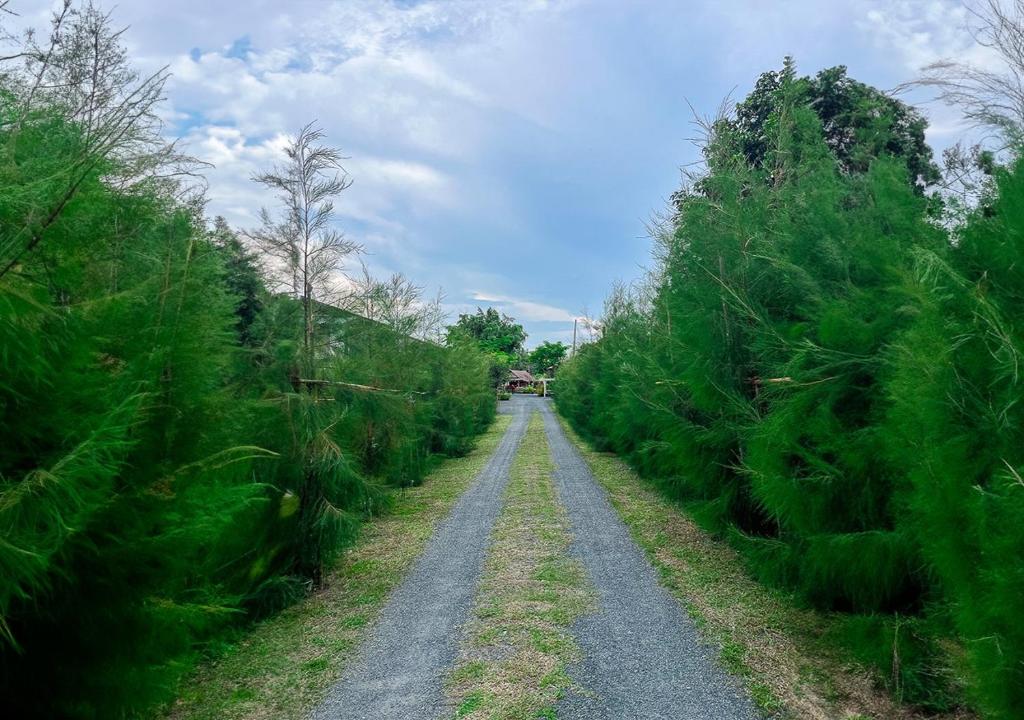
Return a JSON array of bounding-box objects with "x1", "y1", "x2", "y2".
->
[
  {"x1": 556, "y1": 62, "x2": 1024, "y2": 718},
  {"x1": 0, "y1": 10, "x2": 495, "y2": 718}
]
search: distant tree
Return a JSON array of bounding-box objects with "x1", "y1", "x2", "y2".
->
[
  {"x1": 210, "y1": 217, "x2": 263, "y2": 345},
  {"x1": 529, "y1": 341, "x2": 568, "y2": 376},
  {"x1": 720, "y1": 59, "x2": 940, "y2": 191},
  {"x1": 250, "y1": 122, "x2": 359, "y2": 373},
  {"x1": 446, "y1": 307, "x2": 526, "y2": 387},
  {"x1": 445, "y1": 307, "x2": 526, "y2": 356}
]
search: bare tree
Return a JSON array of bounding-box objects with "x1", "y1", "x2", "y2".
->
[
  {"x1": 251, "y1": 122, "x2": 360, "y2": 371},
  {"x1": 348, "y1": 266, "x2": 446, "y2": 342},
  {"x1": 910, "y1": 0, "x2": 1024, "y2": 147}
]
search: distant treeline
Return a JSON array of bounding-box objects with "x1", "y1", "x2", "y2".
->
[
  {"x1": 556, "y1": 58, "x2": 1024, "y2": 718},
  {"x1": 0, "y1": 5, "x2": 493, "y2": 718}
]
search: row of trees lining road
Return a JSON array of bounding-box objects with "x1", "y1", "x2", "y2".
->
[
  {"x1": 0, "y1": 4, "x2": 494, "y2": 718},
  {"x1": 555, "y1": 22, "x2": 1024, "y2": 720}
]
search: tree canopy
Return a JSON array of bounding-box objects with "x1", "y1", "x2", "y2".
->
[
  {"x1": 722, "y1": 60, "x2": 940, "y2": 190},
  {"x1": 557, "y1": 54, "x2": 1024, "y2": 718},
  {"x1": 445, "y1": 307, "x2": 527, "y2": 388},
  {"x1": 446, "y1": 307, "x2": 526, "y2": 356},
  {"x1": 529, "y1": 341, "x2": 568, "y2": 377}
]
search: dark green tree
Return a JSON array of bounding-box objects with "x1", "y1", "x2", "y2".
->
[
  {"x1": 723, "y1": 59, "x2": 940, "y2": 191},
  {"x1": 445, "y1": 307, "x2": 526, "y2": 355},
  {"x1": 446, "y1": 307, "x2": 526, "y2": 387},
  {"x1": 211, "y1": 216, "x2": 263, "y2": 345},
  {"x1": 557, "y1": 62, "x2": 972, "y2": 711},
  {"x1": 528, "y1": 341, "x2": 568, "y2": 376}
]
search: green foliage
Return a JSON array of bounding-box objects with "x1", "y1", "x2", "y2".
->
[
  {"x1": 723, "y1": 58, "x2": 940, "y2": 192},
  {"x1": 0, "y1": 119, "x2": 267, "y2": 714},
  {"x1": 528, "y1": 341, "x2": 568, "y2": 377},
  {"x1": 880, "y1": 158, "x2": 1024, "y2": 718},
  {"x1": 557, "y1": 59, "x2": 1022, "y2": 717},
  {"x1": 445, "y1": 307, "x2": 527, "y2": 387},
  {"x1": 446, "y1": 307, "x2": 526, "y2": 356},
  {"x1": 0, "y1": 35, "x2": 494, "y2": 720},
  {"x1": 210, "y1": 217, "x2": 263, "y2": 346}
]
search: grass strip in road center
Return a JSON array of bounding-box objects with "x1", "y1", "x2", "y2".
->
[
  {"x1": 446, "y1": 411, "x2": 594, "y2": 720},
  {"x1": 164, "y1": 413, "x2": 513, "y2": 720}
]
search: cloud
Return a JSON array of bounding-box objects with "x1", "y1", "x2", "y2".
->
[
  {"x1": 18, "y1": 0, "x2": 985, "y2": 351},
  {"x1": 148, "y1": 0, "x2": 572, "y2": 155},
  {"x1": 469, "y1": 292, "x2": 576, "y2": 323},
  {"x1": 858, "y1": 0, "x2": 1002, "y2": 73}
]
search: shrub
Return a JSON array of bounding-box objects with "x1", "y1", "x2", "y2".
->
[
  {"x1": 0, "y1": 95, "x2": 494, "y2": 720},
  {"x1": 554, "y1": 62, "x2": 1021, "y2": 715}
]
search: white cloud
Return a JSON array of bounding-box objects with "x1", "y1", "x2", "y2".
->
[
  {"x1": 17, "y1": 0, "x2": 991, "y2": 350},
  {"x1": 470, "y1": 292, "x2": 576, "y2": 322},
  {"x1": 858, "y1": 0, "x2": 1002, "y2": 73}
]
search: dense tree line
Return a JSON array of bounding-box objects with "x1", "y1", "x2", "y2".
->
[
  {"x1": 0, "y1": 5, "x2": 493, "y2": 718},
  {"x1": 556, "y1": 56, "x2": 1024, "y2": 718}
]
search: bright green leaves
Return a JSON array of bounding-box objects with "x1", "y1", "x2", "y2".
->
[{"x1": 552, "y1": 59, "x2": 1024, "y2": 715}]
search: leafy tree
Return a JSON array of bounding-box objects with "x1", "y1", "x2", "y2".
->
[
  {"x1": 557, "y1": 62, "x2": 980, "y2": 711},
  {"x1": 446, "y1": 307, "x2": 526, "y2": 355},
  {"x1": 722, "y1": 58, "x2": 940, "y2": 191},
  {"x1": 211, "y1": 216, "x2": 263, "y2": 345},
  {"x1": 528, "y1": 340, "x2": 568, "y2": 376},
  {"x1": 445, "y1": 307, "x2": 526, "y2": 387}
]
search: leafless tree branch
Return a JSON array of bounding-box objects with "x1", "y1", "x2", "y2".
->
[
  {"x1": 249, "y1": 122, "x2": 361, "y2": 370},
  {"x1": 903, "y1": 0, "x2": 1024, "y2": 148}
]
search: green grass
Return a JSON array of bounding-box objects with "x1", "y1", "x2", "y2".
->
[
  {"x1": 555, "y1": 414, "x2": 972, "y2": 720},
  {"x1": 445, "y1": 411, "x2": 594, "y2": 720},
  {"x1": 162, "y1": 414, "x2": 513, "y2": 720}
]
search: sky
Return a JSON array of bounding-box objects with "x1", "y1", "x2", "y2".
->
[{"x1": 13, "y1": 0, "x2": 992, "y2": 346}]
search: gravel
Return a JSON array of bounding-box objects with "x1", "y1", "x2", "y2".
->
[
  {"x1": 310, "y1": 398, "x2": 528, "y2": 720},
  {"x1": 538, "y1": 400, "x2": 760, "y2": 720},
  {"x1": 310, "y1": 395, "x2": 758, "y2": 719}
]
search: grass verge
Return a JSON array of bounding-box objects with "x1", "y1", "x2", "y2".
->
[
  {"x1": 446, "y1": 411, "x2": 593, "y2": 720},
  {"x1": 163, "y1": 413, "x2": 513, "y2": 720},
  {"x1": 555, "y1": 414, "x2": 973, "y2": 720}
]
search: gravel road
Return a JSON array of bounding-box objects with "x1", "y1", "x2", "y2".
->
[
  {"x1": 311, "y1": 396, "x2": 756, "y2": 719},
  {"x1": 538, "y1": 399, "x2": 759, "y2": 720},
  {"x1": 310, "y1": 398, "x2": 528, "y2": 720}
]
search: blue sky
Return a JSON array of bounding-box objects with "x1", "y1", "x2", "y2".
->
[{"x1": 21, "y1": 1, "x2": 988, "y2": 346}]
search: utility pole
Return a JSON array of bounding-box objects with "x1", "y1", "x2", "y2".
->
[{"x1": 572, "y1": 317, "x2": 578, "y2": 356}]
